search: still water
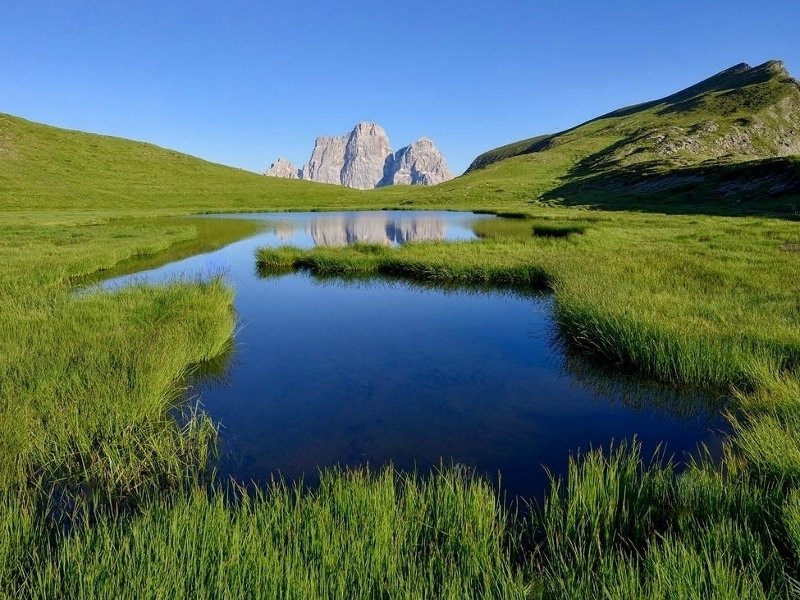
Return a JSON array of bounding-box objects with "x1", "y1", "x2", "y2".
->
[{"x1": 100, "y1": 211, "x2": 725, "y2": 499}]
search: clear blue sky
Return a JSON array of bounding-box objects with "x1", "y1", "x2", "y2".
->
[{"x1": 2, "y1": 1, "x2": 798, "y2": 175}]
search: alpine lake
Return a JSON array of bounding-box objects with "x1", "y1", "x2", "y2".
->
[{"x1": 93, "y1": 211, "x2": 726, "y2": 500}]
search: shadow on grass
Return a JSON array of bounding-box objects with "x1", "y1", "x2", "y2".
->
[{"x1": 541, "y1": 157, "x2": 800, "y2": 219}]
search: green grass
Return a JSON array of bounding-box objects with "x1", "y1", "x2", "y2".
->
[
  {"x1": 2, "y1": 467, "x2": 531, "y2": 599},
  {"x1": 5, "y1": 444, "x2": 798, "y2": 598},
  {"x1": 0, "y1": 113, "x2": 364, "y2": 218},
  {"x1": 0, "y1": 278, "x2": 233, "y2": 495},
  {"x1": 2, "y1": 59, "x2": 800, "y2": 596},
  {"x1": 4, "y1": 209, "x2": 799, "y2": 597},
  {"x1": 535, "y1": 441, "x2": 789, "y2": 599}
]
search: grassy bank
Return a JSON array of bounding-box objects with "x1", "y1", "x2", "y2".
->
[{"x1": 0, "y1": 215, "x2": 272, "y2": 492}]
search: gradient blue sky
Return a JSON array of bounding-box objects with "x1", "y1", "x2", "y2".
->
[{"x1": 2, "y1": 1, "x2": 798, "y2": 174}]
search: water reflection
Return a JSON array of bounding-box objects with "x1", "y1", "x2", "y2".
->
[
  {"x1": 264, "y1": 213, "x2": 448, "y2": 247},
  {"x1": 557, "y1": 346, "x2": 727, "y2": 422}
]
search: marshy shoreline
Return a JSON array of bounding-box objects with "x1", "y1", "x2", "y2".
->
[{"x1": 3, "y1": 204, "x2": 798, "y2": 597}]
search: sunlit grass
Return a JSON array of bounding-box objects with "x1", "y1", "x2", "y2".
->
[{"x1": 2, "y1": 467, "x2": 531, "y2": 599}]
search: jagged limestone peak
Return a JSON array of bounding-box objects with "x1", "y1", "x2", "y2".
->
[{"x1": 265, "y1": 123, "x2": 454, "y2": 188}]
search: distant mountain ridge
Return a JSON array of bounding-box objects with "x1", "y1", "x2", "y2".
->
[{"x1": 265, "y1": 122, "x2": 453, "y2": 189}]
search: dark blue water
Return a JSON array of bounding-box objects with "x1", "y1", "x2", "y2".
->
[{"x1": 101, "y1": 211, "x2": 725, "y2": 500}]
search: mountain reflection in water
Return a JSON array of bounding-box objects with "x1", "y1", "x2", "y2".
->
[{"x1": 265, "y1": 214, "x2": 447, "y2": 247}]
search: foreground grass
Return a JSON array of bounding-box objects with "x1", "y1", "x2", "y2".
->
[
  {"x1": 0, "y1": 281, "x2": 231, "y2": 496},
  {"x1": 4, "y1": 444, "x2": 799, "y2": 598},
  {"x1": 0, "y1": 217, "x2": 267, "y2": 495},
  {"x1": 3, "y1": 468, "x2": 529, "y2": 599}
]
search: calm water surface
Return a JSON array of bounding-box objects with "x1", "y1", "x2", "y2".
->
[{"x1": 101, "y1": 211, "x2": 726, "y2": 499}]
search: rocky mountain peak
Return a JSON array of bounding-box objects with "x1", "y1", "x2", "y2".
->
[
  {"x1": 265, "y1": 123, "x2": 453, "y2": 189},
  {"x1": 341, "y1": 122, "x2": 392, "y2": 189},
  {"x1": 303, "y1": 135, "x2": 347, "y2": 185}
]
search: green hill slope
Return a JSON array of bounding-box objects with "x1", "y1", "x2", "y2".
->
[
  {"x1": 459, "y1": 60, "x2": 800, "y2": 215},
  {"x1": 0, "y1": 113, "x2": 360, "y2": 215}
]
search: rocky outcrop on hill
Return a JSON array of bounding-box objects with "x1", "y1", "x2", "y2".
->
[
  {"x1": 264, "y1": 157, "x2": 300, "y2": 179},
  {"x1": 265, "y1": 122, "x2": 453, "y2": 189}
]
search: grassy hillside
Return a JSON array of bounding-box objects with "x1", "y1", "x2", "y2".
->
[
  {"x1": 456, "y1": 60, "x2": 800, "y2": 215},
  {"x1": 0, "y1": 113, "x2": 363, "y2": 217}
]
